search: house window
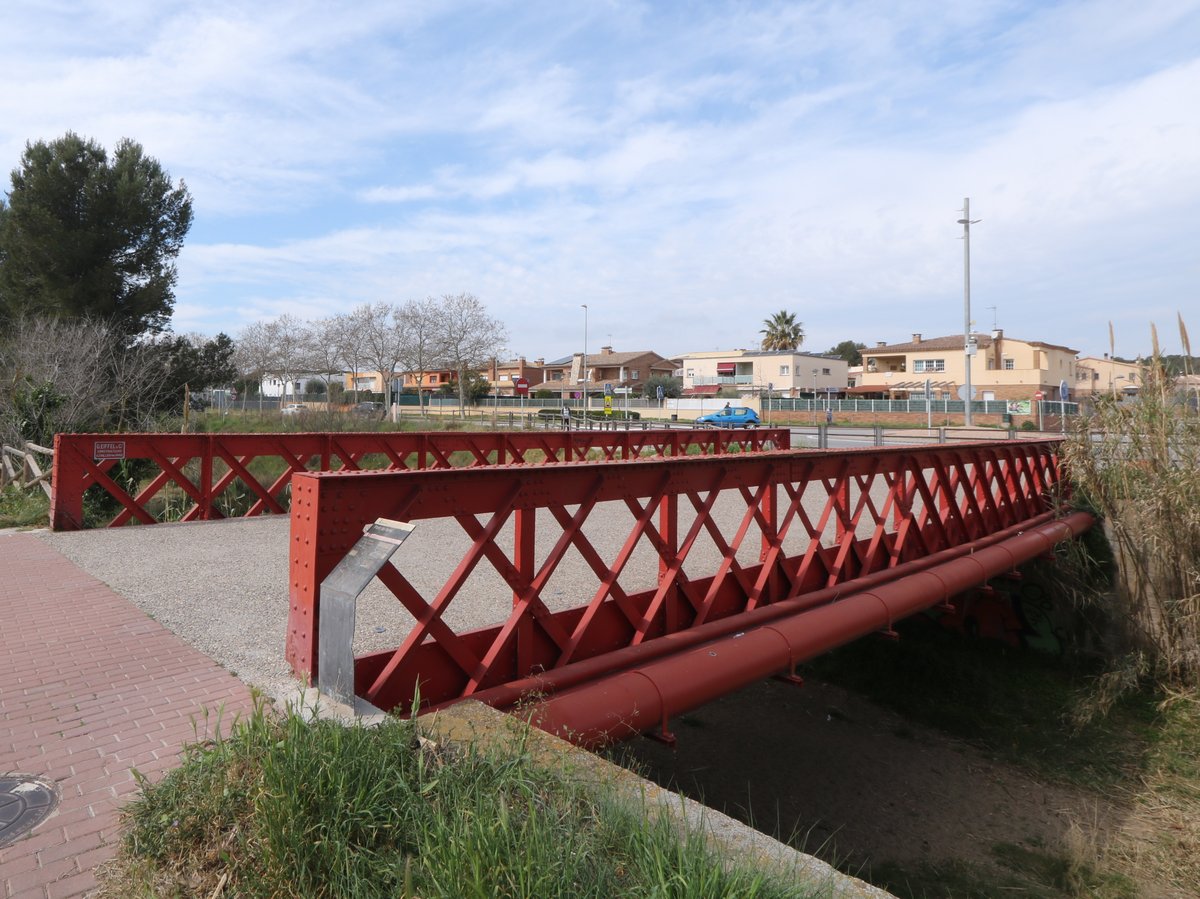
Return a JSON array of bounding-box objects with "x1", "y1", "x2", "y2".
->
[
  {"x1": 987, "y1": 359, "x2": 995, "y2": 369},
  {"x1": 430, "y1": 374, "x2": 439, "y2": 383},
  {"x1": 779, "y1": 365, "x2": 790, "y2": 376},
  {"x1": 1003, "y1": 358, "x2": 1015, "y2": 370},
  {"x1": 686, "y1": 368, "x2": 694, "y2": 378},
  {"x1": 822, "y1": 367, "x2": 831, "y2": 376},
  {"x1": 499, "y1": 374, "x2": 509, "y2": 380},
  {"x1": 913, "y1": 359, "x2": 945, "y2": 373},
  {"x1": 631, "y1": 369, "x2": 639, "y2": 380}
]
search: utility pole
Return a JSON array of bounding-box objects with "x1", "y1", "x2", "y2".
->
[
  {"x1": 581, "y1": 304, "x2": 589, "y2": 416},
  {"x1": 957, "y1": 198, "x2": 980, "y2": 426}
]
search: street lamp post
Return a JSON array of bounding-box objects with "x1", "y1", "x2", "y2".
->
[
  {"x1": 811, "y1": 368, "x2": 818, "y2": 425},
  {"x1": 581, "y1": 304, "x2": 589, "y2": 416},
  {"x1": 957, "y1": 198, "x2": 980, "y2": 427}
]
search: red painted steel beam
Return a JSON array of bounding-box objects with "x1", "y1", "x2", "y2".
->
[
  {"x1": 458, "y1": 507, "x2": 1062, "y2": 713},
  {"x1": 526, "y1": 510, "x2": 1093, "y2": 748},
  {"x1": 50, "y1": 428, "x2": 788, "y2": 530}
]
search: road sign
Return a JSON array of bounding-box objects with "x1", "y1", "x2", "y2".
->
[
  {"x1": 513, "y1": 377, "x2": 529, "y2": 396},
  {"x1": 1033, "y1": 390, "x2": 1045, "y2": 400},
  {"x1": 956, "y1": 385, "x2": 976, "y2": 402},
  {"x1": 924, "y1": 379, "x2": 932, "y2": 401},
  {"x1": 604, "y1": 383, "x2": 613, "y2": 396},
  {"x1": 603, "y1": 396, "x2": 613, "y2": 416},
  {"x1": 656, "y1": 385, "x2": 664, "y2": 401},
  {"x1": 1059, "y1": 379, "x2": 1069, "y2": 402}
]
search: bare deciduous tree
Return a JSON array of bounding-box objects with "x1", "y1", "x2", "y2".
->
[
  {"x1": 359, "y1": 302, "x2": 409, "y2": 413},
  {"x1": 397, "y1": 297, "x2": 446, "y2": 416},
  {"x1": 261, "y1": 314, "x2": 307, "y2": 403},
  {"x1": 331, "y1": 309, "x2": 370, "y2": 402},
  {"x1": 234, "y1": 321, "x2": 275, "y2": 409},
  {"x1": 307, "y1": 317, "x2": 349, "y2": 402},
  {"x1": 438, "y1": 293, "x2": 507, "y2": 415},
  {"x1": 0, "y1": 317, "x2": 164, "y2": 444}
]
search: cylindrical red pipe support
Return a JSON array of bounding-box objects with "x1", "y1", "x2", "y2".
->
[{"x1": 528, "y1": 511, "x2": 1092, "y2": 748}]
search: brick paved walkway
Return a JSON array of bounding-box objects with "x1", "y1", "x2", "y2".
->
[{"x1": 1, "y1": 533, "x2": 256, "y2": 898}]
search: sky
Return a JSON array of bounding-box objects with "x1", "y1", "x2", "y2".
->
[{"x1": 3, "y1": 0, "x2": 1198, "y2": 362}]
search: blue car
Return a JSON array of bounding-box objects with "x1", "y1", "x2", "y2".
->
[{"x1": 695, "y1": 406, "x2": 761, "y2": 428}]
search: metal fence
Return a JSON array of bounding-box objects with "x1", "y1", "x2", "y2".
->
[{"x1": 765, "y1": 397, "x2": 1081, "y2": 416}]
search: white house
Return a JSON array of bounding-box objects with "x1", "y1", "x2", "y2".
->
[
  {"x1": 259, "y1": 372, "x2": 344, "y2": 399},
  {"x1": 677, "y1": 350, "x2": 849, "y2": 398}
]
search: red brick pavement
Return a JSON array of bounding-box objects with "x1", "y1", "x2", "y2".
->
[{"x1": 1, "y1": 534, "x2": 256, "y2": 898}]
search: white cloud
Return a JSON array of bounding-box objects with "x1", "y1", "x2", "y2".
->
[{"x1": 4, "y1": 0, "x2": 1198, "y2": 356}]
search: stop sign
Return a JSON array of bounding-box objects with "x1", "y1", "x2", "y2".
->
[{"x1": 514, "y1": 377, "x2": 529, "y2": 395}]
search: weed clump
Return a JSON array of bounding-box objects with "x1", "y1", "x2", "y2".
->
[
  {"x1": 1064, "y1": 317, "x2": 1200, "y2": 696},
  {"x1": 114, "y1": 699, "x2": 821, "y2": 898}
]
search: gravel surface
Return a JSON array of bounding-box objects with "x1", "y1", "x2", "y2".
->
[{"x1": 34, "y1": 476, "x2": 912, "y2": 706}]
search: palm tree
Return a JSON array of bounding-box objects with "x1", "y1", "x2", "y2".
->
[{"x1": 760, "y1": 310, "x2": 805, "y2": 351}]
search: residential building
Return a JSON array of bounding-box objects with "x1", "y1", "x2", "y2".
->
[
  {"x1": 542, "y1": 347, "x2": 677, "y2": 396},
  {"x1": 854, "y1": 331, "x2": 1079, "y2": 401},
  {"x1": 260, "y1": 372, "x2": 342, "y2": 399},
  {"x1": 1074, "y1": 355, "x2": 1142, "y2": 397},
  {"x1": 677, "y1": 350, "x2": 848, "y2": 398},
  {"x1": 343, "y1": 368, "x2": 458, "y2": 397},
  {"x1": 483, "y1": 357, "x2": 546, "y2": 395}
]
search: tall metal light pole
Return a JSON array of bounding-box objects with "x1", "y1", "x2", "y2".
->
[
  {"x1": 811, "y1": 368, "x2": 818, "y2": 425},
  {"x1": 957, "y1": 198, "x2": 980, "y2": 426},
  {"x1": 581, "y1": 304, "x2": 589, "y2": 416}
]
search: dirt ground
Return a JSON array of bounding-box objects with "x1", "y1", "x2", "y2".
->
[{"x1": 609, "y1": 677, "x2": 1177, "y2": 896}]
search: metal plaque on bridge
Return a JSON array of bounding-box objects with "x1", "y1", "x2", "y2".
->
[{"x1": 318, "y1": 518, "x2": 415, "y2": 706}]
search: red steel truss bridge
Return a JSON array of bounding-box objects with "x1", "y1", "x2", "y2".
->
[
  {"x1": 287, "y1": 436, "x2": 1092, "y2": 748},
  {"x1": 48, "y1": 428, "x2": 788, "y2": 530}
]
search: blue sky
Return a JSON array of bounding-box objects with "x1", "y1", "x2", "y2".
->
[{"x1": 3, "y1": 1, "x2": 1198, "y2": 361}]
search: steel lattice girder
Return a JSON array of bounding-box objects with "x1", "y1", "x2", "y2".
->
[
  {"x1": 49, "y1": 428, "x2": 788, "y2": 530},
  {"x1": 286, "y1": 439, "x2": 1068, "y2": 708}
]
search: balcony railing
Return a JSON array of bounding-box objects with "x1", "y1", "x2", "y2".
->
[{"x1": 692, "y1": 375, "x2": 755, "y2": 386}]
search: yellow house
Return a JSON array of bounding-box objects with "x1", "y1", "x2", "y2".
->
[
  {"x1": 857, "y1": 331, "x2": 1079, "y2": 402},
  {"x1": 1074, "y1": 356, "x2": 1142, "y2": 397}
]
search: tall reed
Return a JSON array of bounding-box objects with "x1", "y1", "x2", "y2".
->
[{"x1": 1063, "y1": 316, "x2": 1200, "y2": 692}]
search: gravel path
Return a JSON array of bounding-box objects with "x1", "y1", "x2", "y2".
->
[{"x1": 34, "y1": 475, "x2": 909, "y2": 706}]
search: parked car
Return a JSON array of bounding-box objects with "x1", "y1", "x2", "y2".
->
[
  {"x1": 281, "y1": 403, "x2": 308, "y2": 417},
  {"x1": 351, "y1": 401, "x2": 386, "y2": 418},
  {"x1": 695, "y1": 406, "x2": 760, "y2": 428}
]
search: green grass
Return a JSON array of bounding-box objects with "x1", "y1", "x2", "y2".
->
[
  {"x1": 0, "y1": 485, "x2": 50, "y2": 528},
  {"x1": 803, "y1": 611, "x2": 1159, "y2": 791},
  {"x1": 116, "y1": 699, "x2": 828, "y2": 899},
  {"x1": 803, "y1": 587, "x2": 1200, "y2": 894},
  {"x1": 869, "y1": 840, "x2": 1136, "y2": 899}
]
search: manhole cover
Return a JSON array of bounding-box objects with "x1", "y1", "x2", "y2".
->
[{"x1": 0, "y1": 775, "x2": 59, "y2": 848}]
